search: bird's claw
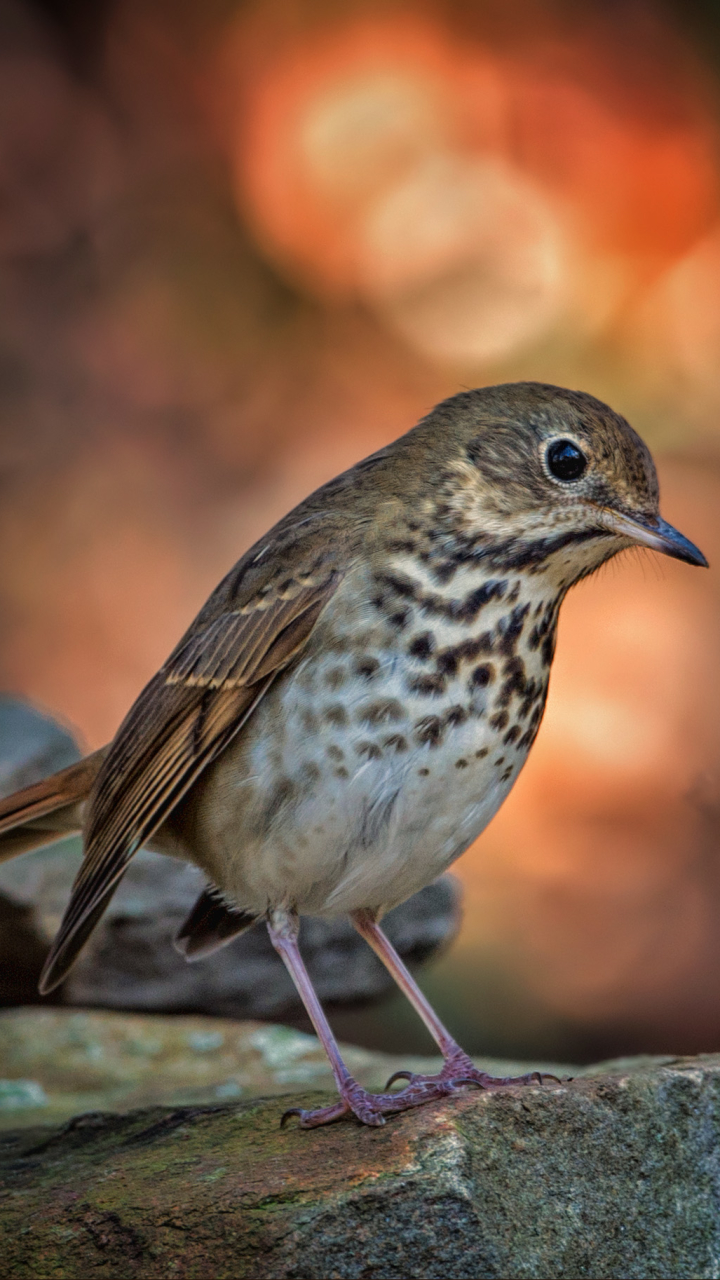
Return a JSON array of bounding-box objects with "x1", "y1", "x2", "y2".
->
[
  {"x1": 280, "y1": 1059, "x2": 566, "y2": 1130},
  {"x1": 384, "y1": 1055, "x2": 565, "y2": 1097},
  {"x1": 280, "y1": 1107, "x2": 304, "y2": 1127},
  {"x1": 384, "y1": 1069, "x2": 414, "y2": 1089}
]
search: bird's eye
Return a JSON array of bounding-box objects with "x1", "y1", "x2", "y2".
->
[{"x1": 546, "y1": 439, "x2": 587, "y2": 482}]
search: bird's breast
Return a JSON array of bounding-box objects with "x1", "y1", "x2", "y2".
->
[{"x1": 179, "y1": 558, "x2": 559, "y2": 917}]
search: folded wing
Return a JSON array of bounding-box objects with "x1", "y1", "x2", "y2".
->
[{"x1": 39, "y1": 549, "x2": 343, "y2": 993}]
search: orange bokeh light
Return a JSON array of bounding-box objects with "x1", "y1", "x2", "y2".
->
[{"x1": 212, "y1": 7, "x2": 719, "y2": 365}]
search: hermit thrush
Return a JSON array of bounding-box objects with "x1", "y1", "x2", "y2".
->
[{"x1": 0, "y1": 382, "x2": 707, "y2": 1127}]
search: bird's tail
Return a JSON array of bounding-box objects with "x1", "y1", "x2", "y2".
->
[{"x1": 0, "y1": 749, "x2": 107, "y2": 862}]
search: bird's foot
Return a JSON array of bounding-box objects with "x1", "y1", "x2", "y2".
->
[
  {"x1": 384, "y1": 1048, "x2": 564, "y2": 1094},
  {"x1": 280, "y1": 1055, "x2": 565, "y2": 1130},
  {"x1": 280, "y1": 1070, "x2": 486, "y2": 1129}
]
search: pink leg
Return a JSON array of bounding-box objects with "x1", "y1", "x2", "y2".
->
[
  {"x1": 267, "y1": 908, "x2": 501, "y2": 1128},
  {"x1": 351, "y1": 908, "x2": 558, "y2": 1093}
]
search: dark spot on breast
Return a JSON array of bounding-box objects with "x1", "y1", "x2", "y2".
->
[
  {"x1": 323, "y1": 704, "x2": 348, "y2": 728},
  {"x1": 518, "y1": 705, "x2": 545, "y2": 750},
  {"x1": 476, "y1": 747, "x2": 489, "y2": 758},
  {"x1": 408, "y1": 673, "x2": 447, "y2": 698},
  {"x1": 388, "y1": 609, "x2": 410, "y2": 630},
  {"x1": 408, "y1": 632, "x2": 435, "y2": 660},
  {"x1": 334, "y1": 766, "x2": 349, "y2": 779},
  {"x1": 497, "y1": 657, "x2": 527, "y2": 708},
  {"x1": 432, "y1": 560, "x2": 457, "y2": 585},
  {"x1": 436, "y1": 635, "x2": 491, "y2": 677},
  {"x1": 355, "y1": 740, "x2": 383, "y2": 761},
  {"x1": 469, "y1": 663, "x2": 494, "y2": 690},
  {"x1": 495, "y1": 756, "x2": 505, "y2": 766},
  {"x1": 501, "y1": 767, "x2": 513, "y2": 782},
  {"x1": 358, "y1": 698, "x2": 405, "y2": 726},
  {"x1": 504, "y1": 724, "x2": 521, "y2": 745},
  {"x1": 325, "y1": 667, "x2": 346, "y2": 690},
  {"x1": 327, "y1": 745, "x2": 344, "y2": 761},
  {"x1": 436, "y1": 650, "x2": 459, "y2": 678},
  {"x1": 497, "y1": 604, "x2": 531, "y2": 657},
  {"x1": 455, "y1": 758, "x2": 469, "y2": 769},
  {"x1": 444, "y1": 704, "x2": 468, "y2": 728},
  {"x1": 418, "y1": 766, "x2": 430, "y2": 776},
  {"x1": 302, "y1": 710, "x2": 319, "y2": 734},
  {"x1": 529, "y1": 599, "x2": 558, "y2": 651},
  {"x1": 383, "y1": 733, "x2": 408, "y2": 752},
  {"x1": 376, "y1": 571, "x2": 419, "y2": 600},
  {"x1": 300, "y1": 762, "x2": 321, "y2": 785},
  {"x1": 518, "y1": 678, "x2": 543, "y2": 720},
  {"x1": 414, "y1": 579, "x2": 507, "y2": 624},
  {"x1": 355, "y1": 657, "x2": 380, "y2": 680},
  {"x1": 503, "y1": 655, "x2": 526, "y2": 681},
  {"x1": 506, "y1": 581, "x2": 521, "y2": 604},
  {"x1": 541, "y1": 633, "x2": 556, "y2": 667},
  {"x1": 455, "y1": 580, "x2": 507, "y2": 624},
  {"x1": 490, "y1": 710, "x2": 509, "y2": 731},
  {"x1": 414, "y1": 715, "x2": 444, "y2": 747}
]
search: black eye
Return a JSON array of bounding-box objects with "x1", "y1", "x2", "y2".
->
[{"x1": 546, "y1": 439, "x2": 587, "y2": 482}]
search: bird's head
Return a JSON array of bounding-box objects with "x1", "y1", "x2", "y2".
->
[{"x1": 418, "y1": 382, "x2": 708, "y2": 586}]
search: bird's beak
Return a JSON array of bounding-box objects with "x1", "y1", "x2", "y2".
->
[{"x1": 602, "y1": 509, "x2": 709, "y2": 567}]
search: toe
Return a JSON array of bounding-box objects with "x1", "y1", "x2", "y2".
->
[{"x1": 384, "y1": 1070, "x2": 415, "y2": 1090}]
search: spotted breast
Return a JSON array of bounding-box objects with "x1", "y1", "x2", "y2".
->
[{"x1": 167, "y1": 535, "x2": 560, "y2": 920}]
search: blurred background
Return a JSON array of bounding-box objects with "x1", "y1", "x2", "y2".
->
[{"x1": 3, "y1": 0, "x2": 720, "y2": 1063}]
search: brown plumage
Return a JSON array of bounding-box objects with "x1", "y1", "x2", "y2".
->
[{"x1": 0, "y1": 382, "x2": 707, "y2": 1127}]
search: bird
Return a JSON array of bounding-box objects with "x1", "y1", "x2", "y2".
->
[{"x1": 0, "y1": 381, "x2": 708, "y2": 1128}]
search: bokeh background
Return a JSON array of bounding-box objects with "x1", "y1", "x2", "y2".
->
[{"x1": 4, "y1": 0, "x2": 720, "y2": 1062}]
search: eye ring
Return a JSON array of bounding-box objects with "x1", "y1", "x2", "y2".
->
[{"x1": 546, "y1": 439, "x2": 587, "y2": 483}]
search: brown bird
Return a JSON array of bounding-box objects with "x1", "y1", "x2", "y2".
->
[{"x1": 0, "y1": 382, "x2": 708, "y2": 1127}]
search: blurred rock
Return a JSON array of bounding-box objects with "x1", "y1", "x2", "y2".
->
[
  {"x1": 0, "y1": 1006, "x2": 586, "y2": 1129},
  {"x1": 0, "y1": 696, "x2": 80, "y2": 796},
  {"x1": 0, "y1": 698, "x2": 81, "y2": 1004},
  {"x1": 0, "y1": 1031, "x2": 714, "y2": 1279},
  {"x1": 0, "y1": 696, "x2": 462, "y2": 1015}
]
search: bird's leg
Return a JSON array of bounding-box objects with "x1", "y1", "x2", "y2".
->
[
  {"x1": 267, "y1": 908, "x2": 496, "y2": 1128},
  {"x1": 350, "y1": 908, "x2": 559, "y2": 1094}
]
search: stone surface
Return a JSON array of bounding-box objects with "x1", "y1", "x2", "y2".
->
[
  {"x1": 0, "y1": 696, "x2": 462, "y2": 1014},
  {"x1": 0, "y1": 1048, "x2": 719, "y2": 1278}
]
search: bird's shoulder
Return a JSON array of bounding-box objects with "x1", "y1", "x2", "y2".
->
[{"x1": 164, "y1": 445, "x2": 408, "y2": 676}]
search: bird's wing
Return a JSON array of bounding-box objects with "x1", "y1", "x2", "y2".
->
[{"x1": 39, "y1": 549, "x2": 343, "y2": 993}]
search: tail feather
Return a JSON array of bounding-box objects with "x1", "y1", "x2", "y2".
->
[{"x1": 0, "y1": 748, "x2": 107, "y2": 863}]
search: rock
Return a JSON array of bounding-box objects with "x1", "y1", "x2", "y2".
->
[
  {"x1": 0, "y1": 697, "x2": 462, "y2": 1013},
  {"x1": 0, "y1": 698, "x2": 82, "y2": 1004},
  {"x1": 0, "y1": 1046, "x2": 718, "y2": 1278},
  {"x1": 0, "y1": 697, "x2": 81, "y2": 796},
  {"x1": 0, "y1": 1007, "x2": 582, "y2": 1130}
]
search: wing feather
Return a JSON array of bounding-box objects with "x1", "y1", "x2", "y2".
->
[{"x1": 39, "y1": 563, "x2": 342, "y2": 993}]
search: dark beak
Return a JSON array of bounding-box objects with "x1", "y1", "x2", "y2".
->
[{"x1": 602, "y1": 510, "x2": 709, "y2": 568}]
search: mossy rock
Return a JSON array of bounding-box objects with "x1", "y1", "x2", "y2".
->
[{"x1": 1, "y1": 1052, "x2": 719, "y2": 1278}]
